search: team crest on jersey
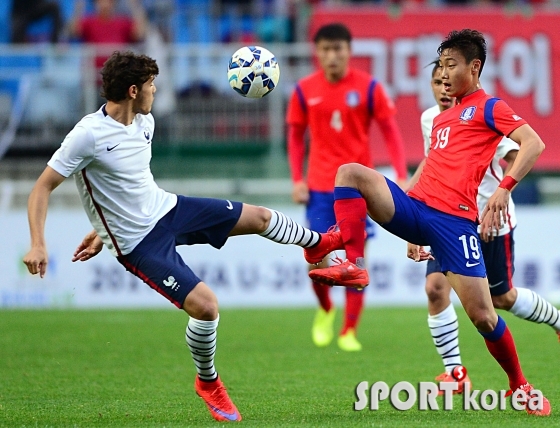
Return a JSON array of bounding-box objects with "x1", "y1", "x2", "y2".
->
[
  {"x1": 459, "y1": 106, "x2": 477, "y2": 121},
  {"x1": 346, "y1": 91, "x2": 360, "y2": 107},
  {"x1": 143, "y1": 127, "x2": 151, "y2": 142}
]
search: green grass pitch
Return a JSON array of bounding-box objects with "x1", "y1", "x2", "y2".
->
[{"x1": 0, "y1": 307, "x2": 557, "y2": 427}]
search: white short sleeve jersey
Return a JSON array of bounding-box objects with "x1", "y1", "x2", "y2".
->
[
  {"x1": 48, "y1": 105, "x2": 177, "y2": 256},
  {"x1": 420, "y1": 105, "x2": 518, "y2": 236}
]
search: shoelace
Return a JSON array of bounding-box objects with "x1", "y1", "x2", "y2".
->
[
  {"x1": 329, "y1": 256, "x2": 346, "y2": 266},
  {"x1": 208, "y1": 384, "x2": 231, "y2": 409}
]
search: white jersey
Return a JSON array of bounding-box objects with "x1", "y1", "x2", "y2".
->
[
  {"x1": 421, "y1": 105, "x2": 518, "y2": 236},
  {"x1": 48, "y1": 105, "x2": 177, "y2": 256}
]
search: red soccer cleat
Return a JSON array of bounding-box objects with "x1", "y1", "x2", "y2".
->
[
  {"x1": 304, "y1": 227, "x2": 344, "y2": 264},
  {"x1": 434, "y1": 371, "x2": 472, "y2": 395},
  {"x1": 195, "y1": 375, "x2": 242, "y2": 422},
  {"x1": 309, "y1": 258, "x2": 369, "y2": 289},
  {"x1": 513, "y1": 383, "x2": 551, "y2": 416}
]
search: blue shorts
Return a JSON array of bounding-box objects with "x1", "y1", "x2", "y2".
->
[
  {"x1": 426, "y1": 229, "x2": 515, "y2": 296},
  {"x1": 307, "y1": 190, "x2": 375, "y2": 238},
  {"x1": 117, "y1": 196, "x2": 243, "y2": 308},
  {"x1": 381, "y1": 178, "x2": 486, "y2": 278}
]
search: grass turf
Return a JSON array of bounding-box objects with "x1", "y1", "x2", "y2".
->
[{"x1": 0, "y1": 307, "x2": 558, "y2": 427}]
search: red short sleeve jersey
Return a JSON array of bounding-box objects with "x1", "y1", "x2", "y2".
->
[
  {"x1": 286, "y1": 69, "x2": 396, "y2": 192},
  {"x1": 409, "y1": 89, "x2": 527, "y2": 221}
]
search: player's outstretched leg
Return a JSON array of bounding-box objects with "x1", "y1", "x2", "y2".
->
[
  {"x1": 185, "y1": 283, "x2": 241, "y2": 422},
  {"x1": 448, "y1": 273, "x2": 550, "y2": 416},
  {"x1": 496, "y1": 288, "x2": 560, "y2": 341}
]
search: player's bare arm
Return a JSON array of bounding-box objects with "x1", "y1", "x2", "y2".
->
[
  {"x1": 72, "y1": 230, "x2": 104, "y2": 262},
  {"x1": 23, "y1": 166, "x2": 66, "y2": 278},
  {"x1": 404, "y1": 158, "x2": 426, "y2": 193},
  {"x1": 480, "y1": 124, "x2": 544, "y2": 239}
]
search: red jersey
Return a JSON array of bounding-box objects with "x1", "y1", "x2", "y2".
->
[
  {"x1": 409, "y1": 89, "x2": 526, "y2": 221},
  {"x1": 286, "y1": 69, "x2": 401, "y2": 192},
  {"x1": 79, "y1": 15, "x2": 136, "y2": 69}
]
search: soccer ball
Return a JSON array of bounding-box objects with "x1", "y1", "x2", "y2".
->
[{"x1": 227, "y1": 46, "x2": 280, "y2": 98}]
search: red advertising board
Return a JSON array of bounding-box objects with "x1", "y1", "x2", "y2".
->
[{"x1": 310, "y1": 7, "x2": 560, "y2": 170}]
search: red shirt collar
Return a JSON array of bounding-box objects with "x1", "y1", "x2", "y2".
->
[{"x1": 456, "y1": 88, "x2": 486, "y2": 105}]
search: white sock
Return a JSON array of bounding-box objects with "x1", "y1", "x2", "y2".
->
[
  {"x1": 510, "y1": 288, "x2": 560, "y2": 331},
  {"x1": 428, "y1": 303, "x2": 462, "y2": 373},
  {"x1": 260, "y1": 209, "x2": 320, "y2": 247},
  {"x1": 186, "y1": 315, "x2": 219, "y2": 381}
]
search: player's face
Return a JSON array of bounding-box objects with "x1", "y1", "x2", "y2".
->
[
  {"x1": 133, "y1": 76, "x2": 156, "y2": 115},
  {"x1": 431, "y1": 67, "x2": 454, "y2": 111},
  {"x1": 95, "y1": 0, "x2": 115, "y2": 16},
  {"x1": 315, "y1": 39, "x2": 351, "y2": 81},
  {"x1": 439, "y1": 48, "x2": 480, "y2": 98}
]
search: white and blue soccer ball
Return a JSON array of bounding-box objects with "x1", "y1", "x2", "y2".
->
[{"x1": 227, "y1": 46, "x2": 280, "y2": 98}]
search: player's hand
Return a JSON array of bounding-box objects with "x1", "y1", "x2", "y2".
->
[
  {"x1": 406, "y1": 243, "x2": 434, "y2": 262},
  {"x1": 480, "y1": 187, "x2": 510, "y2": 242},
  {"x1": 72, "y1": 230, "x2": 103, "y2": 262},
  {"x1": 23, "y1": 247, "x2": 49, "y2": 278},
  {"x1": 292, "y1": 181, "x2": 309, "y2": 204}
]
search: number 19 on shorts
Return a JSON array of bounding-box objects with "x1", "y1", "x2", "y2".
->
[{"x1": 459, "y1": 234, "x2": 480, "y2": 266}]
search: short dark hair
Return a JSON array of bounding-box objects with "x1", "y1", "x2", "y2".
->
[
  {"x1": 437, "y1": 29, "x2": 487, "y2": 76},
  {"x1": 427, "y1": 59, "x2": 441, "y2": 77},
  {"x1": 313, "y1": 23, "x2": 352, "y2": 44},
  {"x1": 100, "y1": 51, "x2": 159, "y2": 102}
]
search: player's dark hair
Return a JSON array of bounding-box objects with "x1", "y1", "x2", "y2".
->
[
  {"x1": 427, "y1": 59, "x2": 441, "y2": 77},
  {"x1": 313, "y1": 23, "x2": 352, "y2": 44},
  {"x1": 100, "y1": 51, "x2": 159, "y2": 101},
  {"x1": 437, "y1": 29, "x2": 487, "y2": 76}
]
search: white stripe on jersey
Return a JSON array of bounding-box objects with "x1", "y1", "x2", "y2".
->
[
  {"x1": 420, "y1": 105, "x2": 518, "y2": 236},
  {"x1": 48, "y1": 105, "x2": 177, "y2": 256}
]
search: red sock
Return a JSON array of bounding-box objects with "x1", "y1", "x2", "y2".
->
[
  {"x1": 333, "y1": 197, "x2": 366, "y2": 263},
  {"x1": 482, "y1": 318, "x2": 527, "y2": 390},
  {"x1": 341, "y1": 288, "x2": 364, "y2": 334},
  {"x1": 312, "y1": 281, "x2": 332, "y2": 312}
]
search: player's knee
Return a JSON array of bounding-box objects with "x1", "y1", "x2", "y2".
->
[
  {"x1": 255, "y1": 206, "x2": 272, "y2": 232},
  {"x1": 492, "y1": 292, "x2": 515, "y2": 311},
  {"x1": 336, "y1": 163, "x2": 363, "y2": 186},
  {"x1": 191, "y1": 299, "x2": 219, "y2": 321},
  {"x1": 425, "y1": 279, "x2": 447, "y2": 302}
]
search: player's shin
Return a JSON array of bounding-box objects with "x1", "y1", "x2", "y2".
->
[
  {"x1": 479, "y1": 315, "x2": 527, "y2": 390},
  {"x1": 186, "y1": 316, "x2": 219, "y2": 382},
  {"x1": 260, "y1": 209, "x2": 320, "y2": 247},
  {"x1": 428, "y1": 303, "x2": 462, "y2": 373},
  {"x1": 333, "y1": 187, "x2": 366, "y2": 264}
]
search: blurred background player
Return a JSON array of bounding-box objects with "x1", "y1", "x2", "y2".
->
[
  {"x1": 286, "y1": 23, "x2": 407, "y2": 351},
  {"x1": 406, "y1": 60, "x2": 560, "y2": 393},
  {"x1": 309, "y1": 29, "x2": 550, "y2": 416}
]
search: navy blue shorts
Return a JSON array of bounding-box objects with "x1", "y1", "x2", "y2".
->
[
  {"x1": 425, "y1": 229, "x2": 515, "y2": 296},
  {"x1": 481, "y1": 229, "x2": 515, "y2": 296},
  {"x1": 117, "y1": 196, "x2": 243, "y2": 308},
  {"x1": 306, "y1": 190, "x2": 375, "y2": 238},
  {"x1": 381, "y1": 178, "x2": 486, "y2": 278}
]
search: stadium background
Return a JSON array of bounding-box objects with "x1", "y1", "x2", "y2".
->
[{"x1": 1, "y1": 1, "x2": 560, "y2": 309}]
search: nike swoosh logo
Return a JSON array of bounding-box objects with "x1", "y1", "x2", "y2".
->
[
  {"x1": 107, "y1": 143, "x2": 120, "y2": 151},
  {"x1": 208, "y1": 404, "x2": 239, "y2": 421},
  {"x1": 466, "y1": 261, "x2": 480, "y2": 267},
  {"x1": 226, "y1": 200, "x2": 233, "y2": 210},
  {"x1": 489, "y1": 281, "x2": 504, "y2": 288}
]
